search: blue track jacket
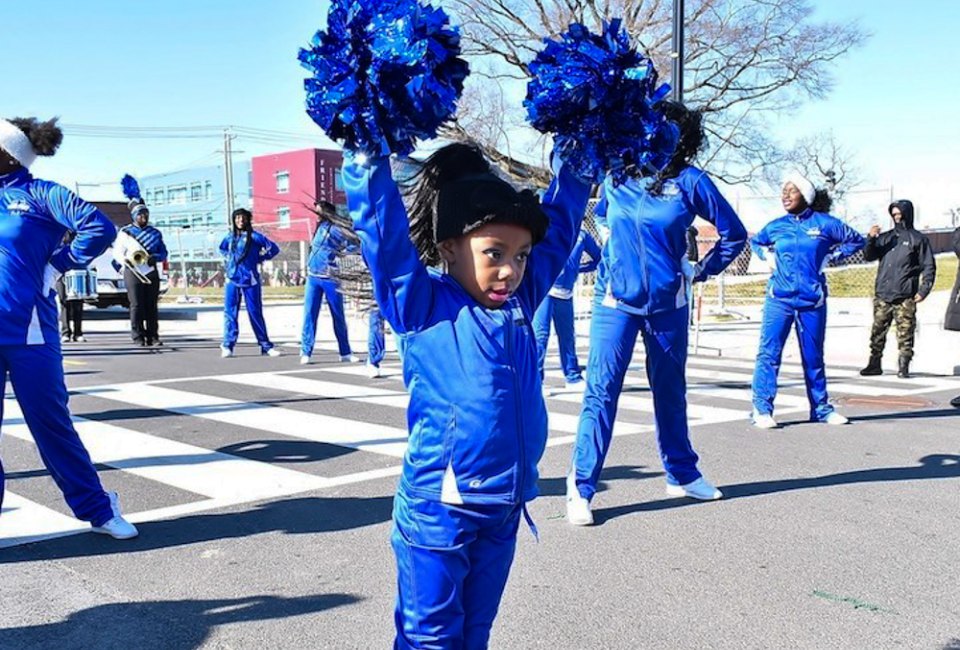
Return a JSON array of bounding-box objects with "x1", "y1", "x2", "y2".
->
[
  {"x1": 219, "y1": 231, "x2": 280, "y2": 287},
  {"x1": 0, "y1": 168, "x2": 116, "y2": 345},
  {"x1": 306, "y1": 220, "x2": 357, "y2": 278},
  {"x1": 593, "y1": 166, "x2": 747, "y2": 315},
  {"x1": 751, "y1": 209, "x2": 865, "y2": 308},
  {"x1": 345, "y1": 156, "x2": 591, "y2": 505}
]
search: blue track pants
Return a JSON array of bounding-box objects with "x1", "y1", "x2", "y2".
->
[
  {"x1": 392, "y1": 492, "x2": 521, "y2": 649},
  {"x1": 223, "y1": 281, "x2": 273, "y2": 352},
  {"x1": 572, "y1": 302, "x2": 700, "y2": 500},
  {"x1": 0, "y1": 343, "x2": 112, "y2": 526},
  {"x1": 532, "y1": 296, "x2": 582, "y2": 382},
  {"x1": 751, "y1": 299, "x2": 834, "y2": 421},
  {"x1": 300, "y1": 276, "x2": 351, "y2": 357}
]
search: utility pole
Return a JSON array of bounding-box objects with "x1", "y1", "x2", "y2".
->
[
  {"x1": 176, "y1": 225, "x2": 192, "y2": 303},
  {"x1": 223, "y1": 129, "x2": 236, "y2": 222},
  {"x1": 671, "y1": 0, "x2": 685, "y2": 102}
]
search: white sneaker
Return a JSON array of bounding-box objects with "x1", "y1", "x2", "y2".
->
[
  {"x1": 263, "y1": 348, "x2": 282, "y2": 357},
  {"x1": 220, "y1": 346, "x2": 234, "y2": 358},
  {"x1": 340, "y1": 354, "x2": 361, "y2": 363},
  {"x1": 564, "y1": 379, "x2": 586, "y2": 392},
  {"x1": 565, "y1": 472, "x2": 594, "y2": 526},
  {"x1": 299, "y1": 355, "x2": 311, "y2": 365},
  {"x1": 823, "y1": 411, "x2": 849, "y2": 425},
  {"x1": 91, "y1": 492, "x2": 139, "y2": 540},
  {"x1": 751, "y1": 410, "x2": 779, "y2": 429},
  {"x1": 75, "y1": 335, "x2": 87, "y2": 343},
  {"x1": 665, "y1": 477, "x2": 723, "y2": 501},
  {"x1": 61, "y1": 334, "x2": 71, "y2": 343},
  {"x1": 366, "y1": 362, "x2": 382, "y2": 378}
]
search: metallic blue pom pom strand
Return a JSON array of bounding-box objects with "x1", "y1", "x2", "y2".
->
[
  {"x1": 121, "y1": 174, "x2": 141, "y2": 201},
  {"x1": 299, "y1": 0, "x2": 469, "y2": 157},
  {"x1": 525, "y1": 20, "x2": 678, "y2": 185}
]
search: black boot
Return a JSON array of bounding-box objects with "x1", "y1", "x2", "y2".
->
[
  {"x1": 860, "y1": 356, "x2": 882, "y2": 376},
  {"x1": 897, "y1": 357, "x2": 910, "y2": 379}
]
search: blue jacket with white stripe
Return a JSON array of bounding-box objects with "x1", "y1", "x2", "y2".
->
[
  {"x1": 219, "y1": 231, "x2": 280, "y2": 287},
  {"x1": 0, "y1": 168, "x2": 116, "y2": 346},
  {"x1": 549, "y1": 229, "x2": 601, "y2": 299},
  {"x1": 344, "y1": 156, "x2": 591, "y2": 505},
  {"x1": 306, "y1": 220, "x2": 357, "y2": 277},
  {"x1": 593, "y1": 166, "x2": 747, "y2": 315},
  {"x1": 751, "y1": 209, "x2": 865, "y2": 309}
]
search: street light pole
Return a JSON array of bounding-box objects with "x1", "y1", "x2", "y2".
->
[
  {"x1": 176, "y1": 225, "x2": 191, "y2": 303},
  {"x1": 671, "y1": 0, "x2": 685, "y2": 102}
]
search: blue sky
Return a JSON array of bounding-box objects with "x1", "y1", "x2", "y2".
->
[{"x1": 2, "y1": 0, "x2": 957, "y2": 227}]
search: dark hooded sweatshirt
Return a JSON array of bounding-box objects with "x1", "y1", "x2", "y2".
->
[{"x1": 863, "y1": 200, "x2": 936, "y2": 302}]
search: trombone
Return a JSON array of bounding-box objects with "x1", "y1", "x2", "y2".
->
[{"x1": 113, "y1": 230, "x2": 153, "y2": 284}]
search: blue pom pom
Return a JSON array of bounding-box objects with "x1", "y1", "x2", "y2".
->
[
  {"x1": 299, "y1": 0, "x2": 469, "y2": 156},
  {"x1": 525, "y1": 20, "x2": 678, "y2": 185},
  {"x1": 121, "y1": 174, "x2": 141, "y2": 201}
]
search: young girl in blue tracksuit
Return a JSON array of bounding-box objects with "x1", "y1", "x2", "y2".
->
[
  {"x1": 532, "y1": 227, "x2": 601, "y2": 389},
  {"x1": 749, "y1": 174, "x2": 865, "y2": 429},
  {"x1": 300, "y1": 201, "x2": 360, "y2": 364},
  {"x1": 0, "y1": 116, "x2": 137, "y2": 539},
  {"x1": 219, "y1": 208, "x2": 281, "y2": 357},
  {"x1": 568, "y1": 102, "x2": 748, "y2": 526},
  {"x1": 344, "y1": 143, "x2": 590, "y2": 649}
]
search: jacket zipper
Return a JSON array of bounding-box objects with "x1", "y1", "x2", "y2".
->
[{"x1": 506, "y1": 309, "x2": 526, "y2": 503}]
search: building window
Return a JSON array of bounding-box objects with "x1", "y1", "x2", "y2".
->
[
  {"x1": 190, "y1": 184, "x2": 203, "y2": 202},
  {"x1": 205, "y1": 182, "x2": 213, "y2": 200},
  {"x1": 277, "y1": 206, "x2": 291, "y2": 229},
  {"x1": 276, "y1": 171, "x2": 290, "y2": 194},
  {"x1": 335, "y1": 169, "x2": 344, "y2": 191},
  {"x1": 153, "y1": 189, "x2": 165, "y2": 205},
  {"x1": 168, "y1": 186, "x2": 188, "y2": 204}
]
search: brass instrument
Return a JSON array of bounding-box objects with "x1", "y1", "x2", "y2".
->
[{"x1": 114, "y1": 230, "x2": 153, "y2": 284}]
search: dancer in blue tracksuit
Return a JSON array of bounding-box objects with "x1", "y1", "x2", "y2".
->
[
  {"x1": 749, "y1": 173, "x2": 865, "y2": 429},
  {"x1": 345, "y1": 143, "x2": 590, "y2": 649},
  {"x1": 300, "y1": 200, "x2": 360, "y2": 365},
  {"x1": 568, "y1": 102, "x2": 748, "y2": 526},
  {"x1": 532, "y1": 227, "x2": 601, "y2": 389},
  {"x1": 219, "y1": 208, "x2": 281, "y2": 357},
  {"x1": 0, "y1": 116, "x2": 137, "y2": 539}
]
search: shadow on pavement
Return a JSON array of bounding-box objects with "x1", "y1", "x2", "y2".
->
[
  {"x1": 538, "y1": 465, "x2": 664, "y2": 497},
  {"x1": 593, "y1": 453, "x2": 960, "y2": 525},
  {"x1": 0, "y1": 592, "x2": 360, "y2": 650},
  {"x1": 846, "y1": 408, "x2": 960, "y2": 422},
  {"x1": 0, "y1": 495, "x2": 393, "y2": 564}
]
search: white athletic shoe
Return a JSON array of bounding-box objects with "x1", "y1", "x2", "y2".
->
[
  {"x1": 665, "y1": 476, "x2": 723, "y2": 501},
  {"x1": 263, "y1": 348, "x2": 282, "y2": 358},
  {"x1": 299, "y1": 355, "x2": 311, "y2": 365},
  {"x1": 220, "y1": 346, "x2": 234, "y2": 358},
  {"x1": 75, "y1": 335, "x2": 87, "y2": 343},
  {"x1": 61, "y1": 334, "x2": 71, "y2": 343},
  {"x1": 340, "y1": 354, "x2": 361, "y2": 363},
  {"x1": 91, "y1": 492, "x2": 139, "y2": 540},
  {"x1": 751, "y1": 410, "x2": 779, "y2": 429},
  {"x1": 566, "y1": 472, "x2": 594, "y2": 526},
  {"x1": 823, "y1": 411, "x2": 849, "y2": 425},
  {"x1": 366, "y1": 362, "x2": 382, "y2": 378}
]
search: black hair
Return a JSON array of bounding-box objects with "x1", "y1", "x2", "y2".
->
[
  {"x1": 810, "y1": 188, "x2": 832, "y2": 213},
  {"x1": 648, "y1": 101, "x2": 706, "y2": 196},
  {"x1": 230, "y1": 208, "x2": 254, "y2": 261},
  {"x1": 402, "y1": 142, "x2": 546, "y2": 267},
  {"x1": 9, "y1": 117, "x2": 63, "y2": 156}
]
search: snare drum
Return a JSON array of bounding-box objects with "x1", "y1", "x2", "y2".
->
[{"x1": 64, "y1": 269, "x2": 98, "y2": 301}]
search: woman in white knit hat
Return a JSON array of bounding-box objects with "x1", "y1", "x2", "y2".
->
[{"x1": 748, "y1": 173, "x2": 865, "y2": 429}]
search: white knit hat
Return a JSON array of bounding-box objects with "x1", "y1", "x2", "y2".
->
[
  {"x1": 782, "y1": 172, "x2": 815, "y2": 206},
  {"x1": 0, "y1": 119, "x2": 37, "y2": 169}
]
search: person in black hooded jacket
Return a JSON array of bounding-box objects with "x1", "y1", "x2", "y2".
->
[{"x1": 860, "y1": 199, "x2": 936, "y2": 378}]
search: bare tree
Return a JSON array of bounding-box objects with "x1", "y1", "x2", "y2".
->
[
  {"x1": 774, "y1": 130, "x2": 862, "y2": 198},
  {"x1": 446, "y1": 0, "x2": 868, "y2": 184}
]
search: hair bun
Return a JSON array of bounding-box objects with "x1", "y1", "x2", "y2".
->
[{"x1": 10, "y1": 117, "x2": 63, "y2": 157}]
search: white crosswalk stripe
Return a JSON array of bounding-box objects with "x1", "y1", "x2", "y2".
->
[{"x1": 3, "y1": 352, "x2": 957, "y2": 548}]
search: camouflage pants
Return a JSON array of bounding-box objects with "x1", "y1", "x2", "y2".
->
[{"x1": 869, "y1": 297, "x2": 917, "y2": 360}]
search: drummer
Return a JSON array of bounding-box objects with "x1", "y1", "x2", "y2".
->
[{"x1": 56, "y1": 231, "x2": 87, "y2": 342}]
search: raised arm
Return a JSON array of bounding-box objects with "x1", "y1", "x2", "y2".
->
[
  {"x1": 687, "y1": 171, "x2": 747, "y2": 281},
  {"x1": 515, "y1": 160, "x2": 592, "y2": 310},
  {"x1": 40, "y1": 183, "x2": 117, "y2": 272},
  {"x1": 343, "y1": 156, "x2": 433, "y2": 333}
]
